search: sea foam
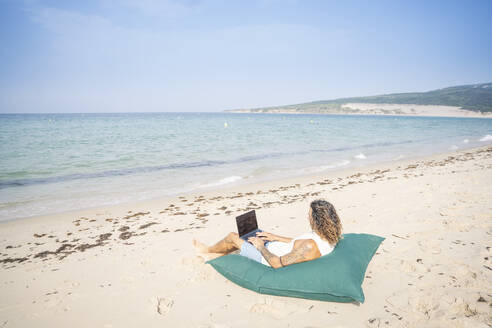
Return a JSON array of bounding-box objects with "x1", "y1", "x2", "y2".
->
[
  {"x1": 354, "y1": 153, "x2": 367, "y2": 159},
  {"x1": 307, "y1": 160, "x2": 351, "y2": 173},
  {"x1": 479, "y1": 134, "x2": 492, "y2": 142},
  {"x1": 198, "y1": 176, "x2": 242, "y2": 188}
]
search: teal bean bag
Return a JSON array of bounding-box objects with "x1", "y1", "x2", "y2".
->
[{"x1": 207, "y1": 233, "x2": 384, "y2": 303}]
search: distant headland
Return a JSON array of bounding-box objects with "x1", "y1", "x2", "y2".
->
[{"x1": 225, "y1": 82, "x2": 492, "y2": 117}]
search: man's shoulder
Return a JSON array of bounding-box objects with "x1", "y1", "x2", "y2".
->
[{"x1": 292, "y1": 238, "x2": 320, "y2": 254}]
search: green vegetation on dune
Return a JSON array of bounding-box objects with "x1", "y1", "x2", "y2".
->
[{"x1": 229, "y1": 82, "x2": 492, "y2": 113}]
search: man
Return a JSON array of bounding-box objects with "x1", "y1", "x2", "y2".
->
[{"x1": 193, "y1": 199, "x2": 342, "y2": 268}]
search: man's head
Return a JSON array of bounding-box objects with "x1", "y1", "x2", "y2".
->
[{"x1": 309, "y1": 199, "x2": 342, "y2": 245}]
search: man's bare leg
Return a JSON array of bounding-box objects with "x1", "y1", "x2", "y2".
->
[{"x1": 193, "y1": 232, "x2": 244, "y2": 255}]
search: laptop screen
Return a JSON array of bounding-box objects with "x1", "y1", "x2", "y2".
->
[{"x1": 236, "y1": 210, "x2": 258, "y2": 237}]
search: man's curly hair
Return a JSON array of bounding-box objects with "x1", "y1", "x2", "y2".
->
[{"x1": 309, "y1": 199, "x2": 342, "y2": 245}]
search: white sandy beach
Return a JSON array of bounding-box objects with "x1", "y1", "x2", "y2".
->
[
  {"x1": 230, "y1": 103, "x2": 492, "y2": 118},
  {"x1": 341, "y1": 103, "x2": 492, "y2": 118},
  {"x1": 1, "y1": 146, "x2": 491, "y2": 327}
]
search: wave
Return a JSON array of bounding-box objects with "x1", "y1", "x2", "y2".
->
[
  {"x1": 0, "y1": 160, "x2": 228, "y2": 190},
  {"x1": 479, "y1": 134, "x2": 492, "y2": 142},
  {"x1": 0, "y1": 138, "x2": 423, "y2": 190},
  {"x1": 305, "y1": 160, "x2": 351, "y2": 173},
  {"x1": 354, "y1": 153, "x2": 367, "y2": 160},
  {"x1": 197, "y1": 176, "x2": 242, "y2": 188},
  {"x1": 463, "y1": 139, "x2": 469, "y2": 144}
]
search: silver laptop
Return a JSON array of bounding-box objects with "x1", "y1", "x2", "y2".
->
[{"x1": 236, "y1": 210, "x2": 263, "y2": 241}]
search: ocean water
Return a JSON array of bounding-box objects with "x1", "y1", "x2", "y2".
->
[{"x1": 1, "y1": 112, "x2": 491, "y2": 221}]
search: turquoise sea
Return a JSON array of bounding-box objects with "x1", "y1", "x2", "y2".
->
[{"x1": 1, "y1": 112, "x2": 491, "y2": 221}]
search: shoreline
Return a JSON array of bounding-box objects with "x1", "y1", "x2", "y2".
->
[
  {"x1": 225, "y1": 102, "x2": 492, "y2": 118},
  {"x1": 1, "y1": 145, "x2": 491, "y2": 327},
  {"x1": 2, "y1": 112, "x2": 491, "y2": 223},
  {"x1": 2, "y1": 144, "x2": 488, "y2": 225},
  {"x1": 225, "y1": 110, "x2": 492, "y2": 118}
]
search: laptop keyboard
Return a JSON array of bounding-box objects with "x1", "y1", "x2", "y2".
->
[{"x1": 240, "y1": 229, "x2": 263, "y2": 240}]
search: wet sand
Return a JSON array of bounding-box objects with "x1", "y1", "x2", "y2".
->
[{"x1": 1, "y1": 146, "x2": 491, "y2": 327}]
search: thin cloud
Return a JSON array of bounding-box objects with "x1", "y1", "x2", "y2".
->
[{"x1": 101, "y1": 0, "x2": 201, "y2": 17}]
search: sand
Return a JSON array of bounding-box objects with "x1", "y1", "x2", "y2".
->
[
  {"x1": 341, "y1": 103, "x2": 492, "y2": 118},
  {"x1": 1, "y1": 146, "x2": 491, "y2": 327},
  {"x1": 229, "y1": 103, "x2": 492, "y2": 118}
]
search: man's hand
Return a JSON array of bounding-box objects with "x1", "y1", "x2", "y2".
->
[
  {"x1": 255, "y1": 231, "x2": 276, "y2": 242},
  {"x1": 255, "y1": 231, "x2": 293, "y2": 243},
  {"x1": 248, "y1": 236, "x2": 265, "y2": 249}
]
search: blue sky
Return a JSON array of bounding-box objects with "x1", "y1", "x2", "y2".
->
[{"x1": 0, "y1": 0, "x2": 491, "y2": 113}]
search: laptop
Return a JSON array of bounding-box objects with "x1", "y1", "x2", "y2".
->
[{"x1": 236, "y1": 210, "x2": 263, "y2": 241}]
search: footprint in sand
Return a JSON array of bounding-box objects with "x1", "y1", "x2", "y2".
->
[
  {"x1": 407, "y1": 291, "x2": 486, "y2": 323},
  {"x1": 366, "y1": 317, "x2": 381, "y2": 328},
  {"x1": 398, "y1": 259, "x2": 429, "y2": 274},
  {"x1": 249, "y1": 298, "x2": 308, "y2": 319},
  {"x1": 156, "y1": 297, "x2": 174, "y2": 315},
  {"x1": 452, "y1": 264, "x2": 482, "y2": 287},
  {"x1": 178, "y1": 256, "x2": 215, "y2": 284},
  {"x1": 417, "y1": 240, "x2": 441, "y2": 254},
  {"x1": 408, "y1": 293, "x2": 440, "y2": 318},
  {"x1": 443, "y1": 296, "x2": 488, "y2": 320},
  {"x1": 249, "y1": 302, "x2": 283, "y2": 319},
  {"x1": 386, "y1": 291, "x2": 412, "y2": 311}
]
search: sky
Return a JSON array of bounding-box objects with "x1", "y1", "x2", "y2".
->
[{"x1": 0, "y1": 0, "x2": 491, "y2": 113}]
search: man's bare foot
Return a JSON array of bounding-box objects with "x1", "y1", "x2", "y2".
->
[{"x1": 193, "y1": 239, "x2": 210, "y2": 253}]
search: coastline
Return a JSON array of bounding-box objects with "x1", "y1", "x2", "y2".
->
[
  {"x1": 226, "y1": 103, "x2": 492, "y2": 118},
  {"x1": 226, "y1": 110, "x2": 492, "y2": 118},
  {"x1": 1, "y1": 141, "x2": 487, "y2": 225},
  {"x1": 1, "y1": 145, "x2": 491, "y2": 327},
  {"x1": 2, "y1": 112, "x2": 491, "y2": 222}
]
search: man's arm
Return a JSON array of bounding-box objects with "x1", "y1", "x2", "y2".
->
[
  {"x1": 250, "y1": 238, "x2": 321, "y2": 269},
  {"x1": 255, "y1": 244, "x2": 282, "y2": 268},
  {"x1": 279, "y1": 239, "x2": 321, "y2": 267}
]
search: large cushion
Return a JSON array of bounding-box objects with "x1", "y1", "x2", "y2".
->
[{"x1": 207, "y1": 233, "x2": 384, "y2": 303}]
